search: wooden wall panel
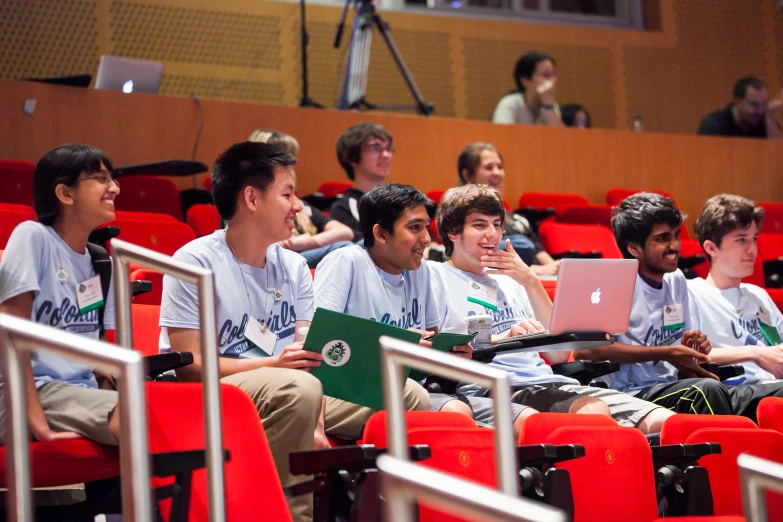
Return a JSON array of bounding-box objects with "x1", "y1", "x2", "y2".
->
[{"x1": 1, "y1": 80, "x2": 780, "y2": 234}]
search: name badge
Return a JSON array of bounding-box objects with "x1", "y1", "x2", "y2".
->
[
  {"x1": 467, "y1": 281, "x2": 498, "y2": 311},
  {"x1": 76, "y1": 275, "x2": 104, "y2": 315},
  {"x1": 662, "y1": 304, "x2": 684, "y2": 331},
  {"x1": 758, "y1": 305, "x2": 783, "y2": 345},
  {"x1": 244, "y1": 316, "x2": 277, "y2": 356}
]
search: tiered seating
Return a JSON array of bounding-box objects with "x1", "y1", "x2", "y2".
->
[
  {"x1": 760, "y1": 202, "x2": 783, "y2": 234},
  {"x1": 0, "y1": 203, "x2": 36, "y2": 248},
  {"x1": 518, "y1": 192, "x2": 590, "y2": 215},
  {"x1": 186, "y1": 204, "x2": 222, "y2": 237},
  {"x1": 114, "y1": 175, "x2": 184, "y2": 221},
  {"x1": 100, "y1": 216, "x2": 196, "y2": 256},
  {"x1": 538, "y1": 221, "x2": 622, "y2": 259},
  {"x1": 0, "y1": 159, "x2": 35, "y2": 205},
  {"x1": 606, "y1": 188, "x2": 676, "y2": 207},
  {"x1": 556, "y1": 204, "x2": 612, "y2": 228}
]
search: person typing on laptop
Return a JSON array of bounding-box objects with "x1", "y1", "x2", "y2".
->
[
  {"x1": 576, "y1": 193, "x2": 783, "y2": 421},
  {"x1": 430, "y1": 185, "x2": 673, "y2": 433}
]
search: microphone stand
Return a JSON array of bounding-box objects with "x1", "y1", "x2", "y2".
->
[{"x1": 298, "y1": 0, "x2": 325, "y2": 108}]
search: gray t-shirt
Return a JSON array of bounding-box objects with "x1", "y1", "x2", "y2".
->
[
  {"x1": 159, "y1": 231, "x2": 314, "y2": 357},
  {"x1": 492, "y1": 92, "x2": 560, "y2": 125},
  {"x1": 0, "y1": 221, "x2": 116, "y2": 389}
]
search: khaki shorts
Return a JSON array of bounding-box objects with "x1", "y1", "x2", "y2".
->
[{"x1": 0, "y1": 381, "x2": 118, "y2": 446}]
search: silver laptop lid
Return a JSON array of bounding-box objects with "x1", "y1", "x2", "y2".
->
[
  {"x1": 549, "y1": 258, "x2": 639, "y2": 335},
  {"x1": 94, "y1": 55, "x2": 163, "y2": 94}
]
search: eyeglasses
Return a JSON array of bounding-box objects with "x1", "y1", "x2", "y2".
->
[
  {"x1": 79, "y1": 171, "x2": 120, "y2": 188},
  {"x1": 363, "y1": 143, "x2": 395, "y2": 155}
]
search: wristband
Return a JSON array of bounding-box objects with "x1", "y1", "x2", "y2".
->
[{"x1": 541, "y1": 103, "x2": 556, "y2": 111}]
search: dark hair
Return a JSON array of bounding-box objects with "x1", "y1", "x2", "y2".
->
[
  {"x1": 611, "y1": 192, "x2": 684, "y2": 259},
  {"x1": 733, "y1": 77, "x2": 766, "y2": 100},
  {"x1": 211, "y1": 141, "x2": 297, "y2": 221},
  {"x1": 560, "y1": 104, "x2": 592, "y2": 128},
  {"x1": 359, "y1": 183, "x2": 435, "y2": 248},
  {"x1": 336, "y1": 122, "x2": 393, "y2": 180},
  {"x1": 457, "y1": 143, "x2": 503, "y2": 185},
  {"x1": 695, "y1": 194, "x2": 765, "y2": 263},
  {"x1": 437, "y1": 185, "x2": 506, "y2": 257},
  {"x1": 33, "y1": 144, "x2": 114, "y2": 226},
  {"x1": 514, "y1": 51, "x2": 556, "y2": 93}
]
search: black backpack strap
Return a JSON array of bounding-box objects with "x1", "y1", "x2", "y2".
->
[{"x1": 86, "y1": 243, "x2": 112, "y2": 337}]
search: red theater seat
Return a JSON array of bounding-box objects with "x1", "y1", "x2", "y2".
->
[
  {"x1": 0, "y1": 160, "x2": 35, "y2": 206},
  {"x1": 0, "y1": 204, "x2": 36, "y2": 248},
  {"x1": 317, "y1": 181, "x2": 352, "y2": 199},
  {"x1": 187, "y1": 204, "x2": 221, "y2": 237},
  {"x1": 556, "y1": 205, "x2": 612, "y2": 228},
  {"x1": 606, "y1": 188, "x2": 676, "y2": 207},
  {"x1": 131, "y1": 269, "x2": 163, "y2": 306},
  {"x1": 104, "y1": 218, "x2": 196, "y2": 256},
  {"x1": 114, "y1": 175, "x2": 183, "y2": 221},
  {"x1": 538, "y1": 221, "x2": 622, "y2": 259},
  {"x1": 518, "y1": 192, "x2": 590, "y2": 215}
]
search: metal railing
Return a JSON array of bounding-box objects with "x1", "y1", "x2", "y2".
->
[
  {"x1": 378, "y1": 455, "x2": 566, "y2": 522},
  {"x1": 111, "y1": 238, "x2": 225, "y2": 522},
  {"x1": 739, "y1": 453, "x2": 783, "y2": 522},
  {"x1": 1, "y1": 313, "x2": 151, "y2": 522},
  {"x1": 380, "y1": 335, "x2": 518, "y2": 495}
]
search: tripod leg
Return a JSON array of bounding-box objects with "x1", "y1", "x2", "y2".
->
[
  {"x1": 337, "y1": 14, "x2": 373, "y2": 109},
  {"x1": 372, "y1": 14, "x2": 433, "y2": 115}
]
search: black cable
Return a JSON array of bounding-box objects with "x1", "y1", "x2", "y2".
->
[{"x1": 190, "y1": 92, "x2": 205, "y2": 188}]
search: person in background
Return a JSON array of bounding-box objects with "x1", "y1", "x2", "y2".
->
[
  {"x1": 492, "y1": 51, "x2": 564, "y2": 127},
  {"x1": 457, "y1": 142, "x2": 560, "y2": 275},
  {"x1": 561, "y1": 104, "x2": 592, "y2": 129},
  {"x1": 329, "y1": 122, "x2": 394, "y2": 242},
  {"x1": 697, "y1": 77, "x2": 783, "y2": 139},
  {"x1": 248, "y1": 129, "x2": 354, "y2": 268}
]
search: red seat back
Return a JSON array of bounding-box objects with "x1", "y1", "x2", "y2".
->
[
  {"x1": 360, "y1": 411, "x2": 477, "y2": 447},
  {"x1": 114, "y1": 175, "x2": 183, "y2": 221},
  {"x1": 186, "y1": 204, "x2": 222, "y2": 237},
  {"x1": 538, "y1": 221, "x2": 622, "y2": 259},
  {"x1": 105, "y1": 218, "x2": 196, "y2": 256},
  {"x1": 147, "y1": 382, "x2": 292, "y2": 522},
  {"x1": 317, "y1": 181, "x2": 352, "y2": 199},
  {"x1": 659, "y1": 414, "x2": 757, "y2": 445},
  {"x1": 518, "y1": 413, "x2": 618, "y2": 445},
  {"x1": 0, "y1": 206, "x2": 36, "y2": 248},
  {"x1": 606, "y1": 188, "x2": 676, "y2": 207},
  {"x1": 426, "y1": 189, "x2": 447, "y2": 205},
  {"x1": 114, "y1": 210, "x2": 178, "y2": 222},
  {"x1": 518, "y1": 192, "x2": 589, "y2": 214},
  {"x1": 0, "y1": 160, "x2": 35, "y2": 206},
  {"x1": 758, "y1": 233, "x2": 783, "y2": 261},
  {"x1": 556, "y1": 205, "x2": 612, "y2": 228},
  {"x1": 760, "y1": 202, "x2": 783, "y2": 235},
  {"x1": 130, "y1": 269, "x2": 164, "y2": 306},
  {"x1": 106, "y1": 303, "x2": 161, "y2": 356},
  {"x1": 758, "y1": 397, "x2": 783, "y2": 434}
]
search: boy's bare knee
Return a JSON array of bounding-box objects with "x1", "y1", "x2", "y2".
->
[
  {"x1": 570, "y1": 396, "x2": 611, "y2": 416},
  {"x1": 637, "y1": 407, "x2": 675, "y2": 435},
  {"x1": 440, "y1": 399, "x2": 474, "y2": 419}
]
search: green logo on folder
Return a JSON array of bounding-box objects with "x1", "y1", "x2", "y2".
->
[{"x1": 322, "y1": 340, "x2": 351, "y2": 367}]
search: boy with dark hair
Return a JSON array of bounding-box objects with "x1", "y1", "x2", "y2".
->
[
  {"x1": 330, "y1": 122, "x2": 394, "y2": 242},
  {"x1": 160, "y1": 142, "x2": 415, "y2": 522},
  {"x1": 431, "y1": 185, "x2": 672, "y2": 434},
  {"x1": 697, "y1": 76, "x2": 783, "y2": 139},
  {"x1": 0, "y1": 144, "x2": 121, "y2": 445},
  {"x1": 576, "y1": 192, "x2": 783, "y2": 421},
  {"x1": 688, "y1": 194, "x2": 783, "y2": 383}
]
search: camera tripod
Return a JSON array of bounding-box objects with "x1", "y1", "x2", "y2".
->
[{"x1": 334, "y1": 0, "x2": 434, "y2": 115}]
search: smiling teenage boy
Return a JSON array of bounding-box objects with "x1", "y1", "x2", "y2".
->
[
  {"x1": 576, "y1": 193, "x2": 783, "y2": 420},
  {"x1": 687, "y1": 194, "x2": 783, "y2": 388}
]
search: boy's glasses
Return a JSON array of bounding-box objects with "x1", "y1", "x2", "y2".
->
[{"x1": 363, "y1": 143, "x2": 395, "y2": 155}]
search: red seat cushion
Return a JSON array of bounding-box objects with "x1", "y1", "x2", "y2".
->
[
  {"x1": 538, "y1": 221, "x2": 622, "y2": 259},
  {"x1": 360, "y1": 411, "x2": 476, "y2": 447},
  {"x1": 130, "y1": 268, "x2": 164, "y2": 306}
]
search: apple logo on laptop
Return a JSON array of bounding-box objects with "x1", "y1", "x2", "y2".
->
[
  {"x1": 122, "y1": 80, "x2": 134, "y2": 94},
  {"x1": 590, "y1": 288, "x2": 601, "y2": 304}
]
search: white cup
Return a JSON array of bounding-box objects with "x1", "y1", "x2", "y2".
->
[{"x1": 465, "y1": 314, "x2": 493, "y2": 348}]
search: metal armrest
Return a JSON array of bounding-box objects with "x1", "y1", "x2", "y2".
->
[
  {"x1": 130, "y1": 280, "x2": 152, "y2": 297},
  {"x1": 550, "y1": 360, "x2": 619, "y2": 386},
  {"x1": 88, "y1": 226, "x2": 120, "y2": 247},
  {"x1": 143, "y1": 352, "x2": 194, "y2": 380}
]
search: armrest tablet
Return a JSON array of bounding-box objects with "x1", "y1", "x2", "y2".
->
[
  {"x1": 651, "y1": 443, "x2": 721, "y2": 466},
  {"x1": 144, "y1": 352, "x2": 194, "y2": 378}
]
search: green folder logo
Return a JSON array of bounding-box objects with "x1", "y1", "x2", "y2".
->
[{"x1": 322, "y1": 340, "x2": 351, "y2": 367}]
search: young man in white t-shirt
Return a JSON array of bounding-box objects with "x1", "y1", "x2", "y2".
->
[
  {"x1": 159, "y1": 143, "x2": 425, "y2": 522},
  {"x1": 0, "y1": 145, "x2": 121, "y2": 446},
  {"x1": 577, "y1": 193, "x2": 783, "y2": 421},
  {"x1": 430, "y1": 185, "x2": 672, "y2": 433},
  {"x1": 688, "y1": 194, "x2": 783, "y2": 388},
  {"x1": 316, "y1": 183, "x2": 534, "y2": 435}
]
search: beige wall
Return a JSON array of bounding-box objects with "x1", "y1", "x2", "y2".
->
[{"x1": 2, "y1": 0, "x2": 782, "y2": 134}]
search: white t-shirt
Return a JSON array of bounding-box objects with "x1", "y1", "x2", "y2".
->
[
  {"x1": 688, "y1": 277, "x2": 783, "y2": 385},
  {"x1": 600, "y1": 270, "x2": 691, "y2": 395},
  {"x1": 428, "y1": 261, "x2": 576, "y2": 389},
  {"x1": 492, "y1": 92, "x2": 560, "y2": 125},
  {"x1": 159, "y1": 231, "x2": 314, "y2": 357},
  {"x1": 0, "y1": 221, "x2": 116, "y2": 390},
  {"x1": 314, "y1": 245, "x2": 440, "y2": 331}
]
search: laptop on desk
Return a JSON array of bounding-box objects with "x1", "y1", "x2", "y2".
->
[
  {"x1": 94, "y1": 55, "x2": 163, "y2": 94},
  {"x1": 497, "y1": 258, "x2": 638, "y2": 347}
]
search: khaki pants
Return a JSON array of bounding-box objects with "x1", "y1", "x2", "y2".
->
[{"x1": 222, "y1": 368, "x2": 429, "y2": 522}]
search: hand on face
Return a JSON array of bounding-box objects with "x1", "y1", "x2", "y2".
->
[{"x1": 480, "y1": 239, "x2": 537, "y2": 285}]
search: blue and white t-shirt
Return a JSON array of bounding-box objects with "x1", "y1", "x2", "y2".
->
[
  {"x1": 314, "y1": 245, "x2": 440, "y2": 330},
  {"x1": 0, "y1": 221, "x2": 116, "y2": 390},
  {"x1": 599, "y1": 270, "x2": 690, "y2": 395},
  {"x1": 428, "y1": 261, "x2": 576, "y2": 389},
  {"x1": 688, "y1": 278, "x2": 783, "y2": 385},
  {"x1": 159, "y1": 231, "x2": 314, "y2": 357}
]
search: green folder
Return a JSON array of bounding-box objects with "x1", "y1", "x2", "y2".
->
[
  {"x1": 304, "y1": 308, "x2": 422, "y2": 411},
  {"x1": 410, "y1": 332, "x2": 478, "y2": 381}
]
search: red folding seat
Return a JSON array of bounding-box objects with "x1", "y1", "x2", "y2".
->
[
  {"x1": 606, "y1": 188, "x2": 676, "y2": 207},
  {"x1": 114, "y1": 210, "x2": 178, "y2": 222},
  {"x1": 0, "y1": 160, "x2": 35, "y2": 206},
  {"x1": 130, "y1": 269, "x2": 164, "y2": 306},
  {"x1": 518, "y1": 192, "x2": 590, "y2": 215},
  {"x1": 426, "y1": 189, "x2": 447, "y2": 205},
  {"x1": 103, "y1": 218, "x2": 196, "y2": 256},
  {"x1": 768, "y1": 288, "x2": 783, "y2": 311},
  {"x1": 556, "y1": 205, "x2": 612, "y2": 228},
  {"x1": 0, "y1": 204, "x2": 37, "y2": 248},
  {"x1": 202, "y1": 176, "x2": 212, "y2": 193},
  {"x1": 538, "y1": 221, "x2": 622, "y2": 259},
  {"x1": 186, "y1": 204, "x2": 222, "y2": 237},
  {"x1": 760, "y1": 202, "x2": 783, "y2": 234},
  {"x1": 114, "y1": 175, "x2": 183, "y2": 221},
  {"x1": 541, "y1": 279, "x2": 556, "y2": 300},
  {"x1": 317, "y1": 181, "x2": 352, "y2": 199},
  {"x1": 757, "y1": 397, "x2": 783, "y2": 434},
  {"x1": 106, "y1": 303, "x2": 161, "y2": 356},
  {"x1": 359, "y1": 411, "x2": 477, "y2": 448}
]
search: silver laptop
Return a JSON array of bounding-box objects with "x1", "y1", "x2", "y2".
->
[
  {"x1": 499, "y1": 258, "x2": 638, "y2": 341},
  {"x1": 94, "y1": 56, "x2": 163, "y2": 94}
]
